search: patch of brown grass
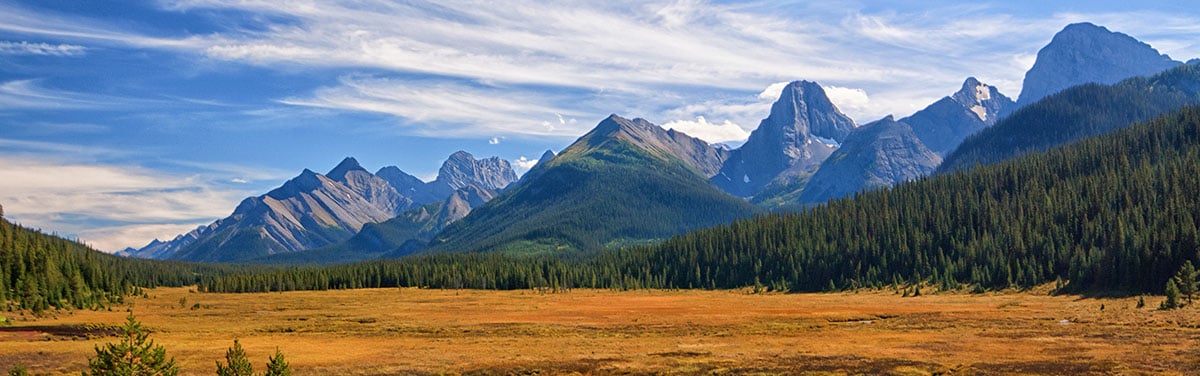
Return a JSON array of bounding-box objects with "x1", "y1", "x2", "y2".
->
[{"x1": 1, "y1": 287, "x2": 1199, "y2": 375}]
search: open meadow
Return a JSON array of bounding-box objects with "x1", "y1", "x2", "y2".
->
[{"x1": 2, "y1": 287, "x2": 1199, "y2": 375}]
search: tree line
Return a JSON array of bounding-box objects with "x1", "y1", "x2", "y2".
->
[
  {"x1": 6, "y1": 106, "x2": 1200, "y2": 305},
  {"x1": 198, "y1": 106, "x2": 1200, "y2": 296}
]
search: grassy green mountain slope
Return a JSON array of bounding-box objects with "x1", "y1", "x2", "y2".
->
[
  {"x1": 425, "y1": 115, "x2": 758, "y2": 255},
  {"x1": 939, "y1": 62, "x2": 1200, "y2": 173}
]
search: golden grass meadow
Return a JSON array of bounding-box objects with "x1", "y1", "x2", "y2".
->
[{"x1": 2, "y1": 287, "x2": 1199, "y2": 375}]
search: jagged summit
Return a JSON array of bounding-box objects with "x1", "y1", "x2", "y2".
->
[
  {"x1": 904, "y1": 77, "x2": 1014, "y2": 155},
  {"x1": 772, "y1": 81, "x2": 858, "y2": 142},
  {"x1": 711, "y1": 80, "x2": 855, "y2": 197},
  {"x1": 327, "y1": 157, "x2": 367, "y2": 181},
  {"x1": 1016, "y1": 22, "x2": 1180, "y2": 107}
]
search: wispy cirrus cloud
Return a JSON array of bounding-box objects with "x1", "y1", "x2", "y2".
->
[
  {"x1": 279, "y1": 76, "x2": 591, "y2": 137},
  {"x1": 0, "y1": 40, "x2": 86, "y2": 56},
  {"x1": 5, "y1": 1, "x2": 1200, "y2": 131},
  {"x1": 0, "y1": 156, "x2": 253, "y2": 251},
  {"x1": 0, "y1": 138, "x2": 285, "y2": 251}
]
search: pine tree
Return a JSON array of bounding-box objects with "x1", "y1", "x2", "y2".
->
[
  {"x1": 1162, "y1": 279, "x2": 1182, "y2": 310},
  {"x1": 1173, "y1": 260, "x2": 1198, "y2": 305},
  {"x1": 263, "y1": 348, "x2": 292, "y2": 376},
  {"x1": 85, "y1": 314, "x2": 178, "y2": 376},
  {"x1": 216, "y1": 339, "x2": 253, "y2": 376}
]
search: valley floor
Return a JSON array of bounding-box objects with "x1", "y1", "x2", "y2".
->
[{"x1": 1, "y1": 287, "x2": 1198, "y2": 375}]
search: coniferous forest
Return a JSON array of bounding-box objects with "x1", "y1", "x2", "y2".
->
[
  {"x1": 4, "y1": 106, "x2": 1200, "y2": 301},
  {"x1": 197, "y1": 106, "x2": 1200, "y2": 295}
]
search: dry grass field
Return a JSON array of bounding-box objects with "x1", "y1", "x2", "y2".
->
[{"x1": 2, "y1": 287, "x2": 1199, "y2": 375}]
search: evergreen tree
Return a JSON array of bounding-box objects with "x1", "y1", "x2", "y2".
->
[
  {"x1": 216, "y1": 339, "x2": 253, "y2": 376},
  {"x1": 85, "y1": 314, "x2": 178, "y2": 376},
  {"x1": 1162, "y1": 279, "x2": 1182, "y2": 310},
  {"x1": 1173, "y1": 260, "x2": 1198, "y2": 305},
  {"x1": 263, "y1": 348, "x2": 292, "y2": 376}
]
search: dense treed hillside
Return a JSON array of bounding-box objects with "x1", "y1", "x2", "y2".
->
[
  {"x1": 0, "y1": 216, "x2": 215, "y2": 311},
  {"x1": 939, "y1": 62, "x2": 1200, "y2": 172},
  {"x1": 202, "y1": 107, "x2": 1200, "y2": 294}
]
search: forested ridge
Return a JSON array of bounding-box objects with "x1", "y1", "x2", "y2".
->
[
  {"x1": 8, "y1": 106, "x2": 1200, "y2": 300},
  {"x1": 939, "y1": 62, "x2": 1200, "y2": 173},
  {"x1": 199, "y1": 106, "x2": 1200, "y2": 294},
  {"x1": 0, "y1": 216, "x2": 205, "y2": 311}
]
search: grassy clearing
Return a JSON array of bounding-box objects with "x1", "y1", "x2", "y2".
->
[{"x1": 1, "y1": 287, "x2": 1199, "y2": 375}]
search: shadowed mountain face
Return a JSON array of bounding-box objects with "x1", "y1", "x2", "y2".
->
[
  {"x1": 1016, "y1": 22, "x2": 1180, "y2": 108},
  {"x1": 425, "y1": 114, "x2": 757, "y2": 255},
  {"x1": 798, "y1": 116, "x2": 942, "y2": 204},
  {"x1": 712, "y1": 81, "x2": 856, "y2": 197},
  {"x1": 905, "y1": 77, "x2": 1015, "y2": 155},
  {"x1": 128, "y1": 154, "x2": 517, "y2": 263}
]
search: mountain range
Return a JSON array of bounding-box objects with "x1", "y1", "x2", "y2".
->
[
  {"x1": 124, "y1": 21, "x2": 1193, "y2": 264},
  {"x1": 126, "y1": 153, "x2": 517, "y2": 262}
]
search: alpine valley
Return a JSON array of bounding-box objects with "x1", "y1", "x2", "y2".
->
[
  {"x1": 101, "y1": 22, "x2": 1199, "y2": 265},
  {"x1": 6, "y1": 15, "x2": 1200, "y2": 375}
]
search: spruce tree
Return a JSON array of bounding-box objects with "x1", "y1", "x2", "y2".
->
[
  {"x1": 85, "y1": 314, "x2": 178, "y2": 376},
  {"x1": 1174, "y1": 261, "x2": 1198, "y2": 305},
  {"x1": 216, "y1": 339, "x2": 253, "y2": 376},
  {"x1": 263, "y1": 348, "x2": 292, "y2": 376},
  {"x1": 1162, "y1": 279, "x2": 1182, "y2": 310}
]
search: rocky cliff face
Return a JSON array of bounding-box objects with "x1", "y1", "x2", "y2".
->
[
  {"x1": 417, "y1": 151, "x2": 519, "y2": 202},
  {"x1": 798, "y1": 116, "x2": 941, "y2": 204},
  {"x1": 713, "y1": 80, "x2": 856, "y2": 197},
  {"x1": 1016, "y1": 22, "x2": 1180, "y2": 107},
  {"x1": 905, "y1": 77, "x2": 1015, "y2": 155}
]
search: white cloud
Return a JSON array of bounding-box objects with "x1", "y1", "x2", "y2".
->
[
  {"x1": 4, "y1": 2, "x2": 1200, "y2": 135},
  {"x1": 757, "y1": 81, "x2": 791, "y2": 101},
  {"x1": 662, "y1": 116, "x2": 750, "y2": 144},
  {"x1": 280, "y1": 76, "x2": 588, "y2": 137},
  {"x1": 823, "y1": 86, "x2": 871, "y2": 120},
  {"x1": 0, "y1": 40, "x2": 86, "y2": 56},
  {"x1": 513, "y1": 156, "x2": 539, "y2": 175},
  {"x1": 488, "y1": 137, "x2": 501, "y2": 145},
  {"x1": 0, "y1": 156, "x2": 253, "y2": 252}
]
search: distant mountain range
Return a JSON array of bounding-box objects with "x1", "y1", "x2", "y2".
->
[
  {"x1": 123, "y1": 21, "x2": 1196, "y2": 264},
  {"x1": 124, "y1": 153, "x2": 516, "y2": 262}
]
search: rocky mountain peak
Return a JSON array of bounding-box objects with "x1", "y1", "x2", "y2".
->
[
  {"x1": 797, "y1": 116, "x2": 941, "y2": 203},
  {"x1": 438, "y1": 152, "x2": 517, "y2": 191},
  {"x1": 769, "y1": 80, "x2": 858, "y2": 143},
  {"x1": 578, "y1": 114, "x2": 727, "y2": 177},
  {"x1": 539, "y1": 150, "x2": 556, "y2": 163},
  {"x1": 1016, "y1": 22, "x2": 1180, "y2": 107},
  {"x1": 326, "y1": 157, "x2": 367, "y2": 181},
  {"x1": 711, "y1": 80, "x2": 854, "y2": 197},
  {"x1": 904, "y1": 77, "x2": 1014, "y2": 155},
  {"x1": 376, "y1": 166, "x2": 424, "y2": 194}
]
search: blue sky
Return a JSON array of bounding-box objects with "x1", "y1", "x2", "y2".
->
[{"x1": 1, "y1": 0, "x2": 1198, "y2": 251}]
